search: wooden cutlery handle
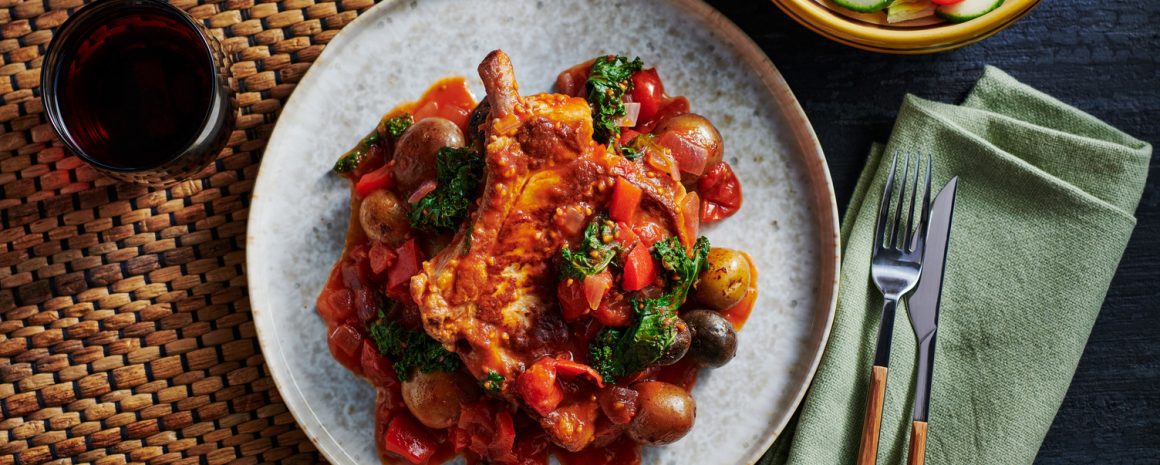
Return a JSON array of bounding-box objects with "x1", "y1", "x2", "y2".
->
[
  {"x1": 907, "y1": 420, "x2": 929, "y2": 465},
  {"x1": 856, "y1": 365, "x2": 889, "y2": 465}
]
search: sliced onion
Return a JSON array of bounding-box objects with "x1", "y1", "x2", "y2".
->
[
  {"x1": 408, "y1": 180, "x2": 438, "y2": 204},
  {"x1": 677, "y1": 192, "x2": 701, "y2": 251},
  {"x1": 646, "y1": 146, "x2": 681, "y2": 182},
  {"x1": 583, "y1": 271, "x2": 612, "y2": 310},
  {"x1": 620, "y1": 102, "x2": 641, "y2": 127},
  {"x1": 656, "y1": 132, "x2": 709, "y2": 176}
]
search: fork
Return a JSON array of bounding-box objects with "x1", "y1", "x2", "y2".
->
[{"x1": 856, "y1": 153, "x2": 932, "y2": 465}]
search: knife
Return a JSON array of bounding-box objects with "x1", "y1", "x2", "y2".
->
[{"x1": 904, "y1": 176, "x2": 958, "y2": 465}]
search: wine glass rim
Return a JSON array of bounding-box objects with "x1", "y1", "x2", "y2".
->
[{"x1": 41, "y1": 0, "x2": 226, "y2": 173}]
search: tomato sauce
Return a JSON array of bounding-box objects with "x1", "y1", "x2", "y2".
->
[
  {"x1": 556, "y1": 437, "x2": 641, "y2": 465},
  {"x1": 318, "y1": 65, "x2": 756, "y2": 465},
  {"x1": 396, "y1": 77, "x2": 476, "y2": 132},
  {"x1": 317, "y1": 79, "x2": 478, "y2": 465}
]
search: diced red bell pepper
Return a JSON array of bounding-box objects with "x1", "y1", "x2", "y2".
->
[
  {"x1": 492, "y1": 409, "x2": 516, "y2": 457},
  {"x1": 516, "y1": 358, "x2": 564, "y2": 416},
  {"x1": 593, "y1": 297, "x2": 633, "y2": 328},
  {"x1": 633, "y1": 220, "x2": 667, "y2": 248},
  {"x1": 383, "y1": 413, "x2": 438, "y2": 464},
  {"x1": 677, "y1": 192, "x2": 701, "y2": 252},
  {"x1": 355, "y1": 163, "x2": 395, "y2": 199},
  {"x1": 354, "y1": 287, "x2": 378, "y2": 325},
  {"x1": 621, "y1": 242, "x2": 656, "y2": 292},
  {"x1": 557, "y1": 279, "x2": 590, "y2": 321},
  {"x1": 609, "y1": 177, "x2": 643, "y2": 223},
  {"x1": 368, "y1": 241, "x2": 397, "y2": 275},
  {"x1": 386, "y1": 239, "x2": 423, "y2": 302},
  {"x1": 455, "y1": 401, "x2": 493, "y2": 453},
  {"x1": 359, "y1": 339, "x2": 398, "y2": 388},
  {"x1": 328, "y1": 324, "x2": 364, "y2": 375},
  {"x1": 454, "y1": 400, "x2": 517, "y2": 462},
  {"x1": 583, "y1": 270, "x2": 613, "y2": 310},
  {"x1": 317, "y1": 287, "x2": 354, "y2": 325},
  {"x1": 615, "y1": 221, "x2": 638, "y2": 245}
]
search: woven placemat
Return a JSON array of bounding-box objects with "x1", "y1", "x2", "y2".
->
[{"x1": 0, "y1": 1, "x2": 382, "y2": 463}]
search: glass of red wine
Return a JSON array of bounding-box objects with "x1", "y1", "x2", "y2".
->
[{"x1": 42, "y1": 0, "x2": 235, "y2": 186}]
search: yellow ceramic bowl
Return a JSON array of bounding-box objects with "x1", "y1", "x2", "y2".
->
[{"x1": 772, "y1": 0, "x2": 1040, "y2": 54}]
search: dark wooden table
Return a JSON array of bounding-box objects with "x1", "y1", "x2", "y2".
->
[{"x1": 704, "y1": 1, "x2": 1160, "y2": 463}]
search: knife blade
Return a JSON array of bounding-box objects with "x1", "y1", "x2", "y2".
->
[{"x1": 907, "y1": 176, "x2": 958, "y2": 423}]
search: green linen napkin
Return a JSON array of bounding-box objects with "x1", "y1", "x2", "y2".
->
[{"x1": 761, "y1": 66, "x2": 1151, "y2": 465}]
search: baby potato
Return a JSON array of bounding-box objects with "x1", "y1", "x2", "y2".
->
[
  {"x1": 693, "y1": 248, "x2": 751, "y2": 310},
  {"x1": 401, "y1": 370, "x2": 479, "y2": 429},
  {"x1": 684, "y1": 309, "x2": 737, "y2": 368},
  {"x1": 627, "y1": 381, "x2": 695, "y2": 446},
  {"x1": 652, "y1": 113, "x2": 723, "y2": 182},
  {"x1": 392, "y1": 117, "x2": 464, "y2": 193},
  {"x1": 359, "y1": 189, "x2": 410, "y2": 246}
]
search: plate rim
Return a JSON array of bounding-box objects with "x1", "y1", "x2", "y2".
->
[{"x1": 246, "y1": 1, "x2": 841, "y2": 463}]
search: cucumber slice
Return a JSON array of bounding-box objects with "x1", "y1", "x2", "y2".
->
[
  {"x1": 935, "y1": 0, "x2": 1004, "y2": 22},
  {"x1": 832, "y1": 0, "x2": 891, "y2": 14}
]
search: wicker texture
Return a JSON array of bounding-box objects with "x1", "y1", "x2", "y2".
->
[{"x1": 0, "y1": 1, "x2": 379, "y2": 463}]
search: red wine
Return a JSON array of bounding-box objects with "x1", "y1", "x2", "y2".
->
[{"x1": 43, "y1": 0, "x2": 234, "y2": 183}]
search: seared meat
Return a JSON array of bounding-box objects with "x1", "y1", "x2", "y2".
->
[
  {"x1": 410, "y1": 50, "x2": 694, "y2": 452},
  {"x1": 411, "y1": 50, "x2": 620, "y2": 383}
]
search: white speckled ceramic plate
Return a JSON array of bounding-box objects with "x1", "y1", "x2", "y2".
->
[{"x1": 247, "y1": 0, "x2": 839, "y2": 464}]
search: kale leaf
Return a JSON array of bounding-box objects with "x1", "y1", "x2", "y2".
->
[
  {"x1": 589, "y1": 297, "x2": 680, "y2": 381},
  {"x1": 587, "y1": 236, "x2": 711, "y2": 382},
  {"x1": 382, "y1": 113, "x2": 414, "y2": 138},
  {"x1": 619, "y1": 134, "x2": 652, "y2": 161},
  {"x1": 332, "y1": 131, "x2": 381, "y2": 173},
  {"x1": 586, "y1": 55, "x2": 643, "y2": 145},
  {"x1": 409, "y1": 147, "x2": 485, "y2": 232},
  {"x1": 559, "y1": 215, "x2": 621, "y2": 280},
  {"x1": 368, "y1": 313, "x2": 460, "y2": 381},
  {"x1": 589, "y1": 327, "x2": 625, "y2": 381},
  {"x1": 652, "y1": 235, "x2": 711, "y2": 306},
  {"x1": 332, "y1": 113, "x2": 413, "y2": 174}
]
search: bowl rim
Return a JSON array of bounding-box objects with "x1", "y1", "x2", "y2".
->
[{"x1": 773, "y1": 0, "x2": 1040, "y2": 52}]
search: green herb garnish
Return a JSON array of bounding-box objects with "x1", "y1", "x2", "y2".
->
[
  {"x1": 482, "y1": 370, "x2": 504, "y2": 393},
  {"x1": 619, "y1": 134, "x2": 652, "y2": 161},
  {"x1": 332, "y1": 113, "x2": 414, "y2": 174},
  {"x1": 588, "y1": 236, "x2": 711, "y2": 381},
  {"x1": 559, "y1": 215, "x2": 621, "y2": 280},
  {"x1": 409, "y1": 147, "x2": 485, "y2": 232},
  {"x1": 589, "y1": 297, "x2": 679, "y2": 381},
  {"x1": 368, "y1": 312, "x2": 460, "y2": 381},
  {"x1": 383, "y1": 113, "x2": 414, "y2": 138},
  {"x1": 651, "y1": 235, "x2": 711, "y2": 305},
  {"x1": 586, "y1": 55, "x2": 643, "y2": 145},
  {"x1": 332, "y1": 131, "x2": 381, "y2": 173}
]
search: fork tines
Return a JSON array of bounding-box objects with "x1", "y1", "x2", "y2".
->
[{"x1": 874, "y1": 152, "x2": 933, "y2": 257}]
